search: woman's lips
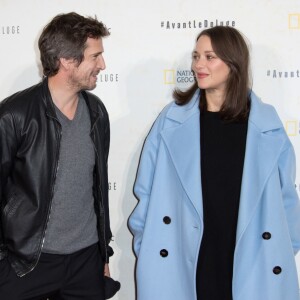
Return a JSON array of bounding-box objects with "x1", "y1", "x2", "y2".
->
[{"x1": 197, "y1": 73, "x2": 209, "y2": 79}]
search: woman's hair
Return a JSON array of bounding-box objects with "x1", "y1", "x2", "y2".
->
[
  {"x1": 173, "y1": 26, "x2": 251, "y2": 121},
  {"x1": 38, "y1": 12, "x2": 110, "y2": 77}
]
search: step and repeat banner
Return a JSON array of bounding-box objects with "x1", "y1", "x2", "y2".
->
[{"x1": 1, "y1": 0, "x2": 300, "y2": 298}]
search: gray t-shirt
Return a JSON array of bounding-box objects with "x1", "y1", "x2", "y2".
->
[{"x1": 43, "y1": 95, "x2": 98, "y2": 254}]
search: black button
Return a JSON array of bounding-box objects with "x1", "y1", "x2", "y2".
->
[
  {"x1": 163, "y1": 216, "x2": 171, "y2": 224},
  {"x1": 160, "y1": 249, "x2": 168, "y2": 257},
  {"x1": 262, "y1": 232, "x2": 271, "y2": 240},
  {"x1": 273, "y1": 266, "x2": 282, "y2": 275}
]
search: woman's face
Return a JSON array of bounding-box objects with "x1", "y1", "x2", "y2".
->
[{"x1": 192, "y1": 35, "x2": 230, "y2": 94}]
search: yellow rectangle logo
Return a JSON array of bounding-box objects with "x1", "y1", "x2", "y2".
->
[
  {"x1": 164, "y1": 70, "x2": 175, "y2": 84},
  {"x1": 289, "y1": 14, "x2": 300, "y2": 29},
  {"x1": 285, "y1": 121, "x2": 298, "y2": 136}
]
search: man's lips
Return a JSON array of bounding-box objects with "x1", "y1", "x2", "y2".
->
[{"x1": 92, "y1": 73, "x2": 99, "y2": 80}]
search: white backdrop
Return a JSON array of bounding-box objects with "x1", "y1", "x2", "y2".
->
[{"x1": 1, "y1": 0, "x2": 300, "y2": 299}]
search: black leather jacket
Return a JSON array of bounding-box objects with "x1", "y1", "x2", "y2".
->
[{"x1": 0, "y1": 78, "x2": 112, "y2": 277}]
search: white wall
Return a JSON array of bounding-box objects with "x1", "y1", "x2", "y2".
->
[{"x1": 1, "y1": 1, "x2": 300, "y2": 298}]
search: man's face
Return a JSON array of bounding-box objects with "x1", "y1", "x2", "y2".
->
[{"x1": 68, "y1": 37, "x2": 106, "y2": 91}]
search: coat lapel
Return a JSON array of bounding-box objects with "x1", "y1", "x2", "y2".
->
[
  {"x1": 158, "y1": 90, "x2": 285, "y2": 235},
  {"x1": 236, "y1": 92, "x2": 286, "y2": 243},
  {"x1": 160, "y1": 91, "x2": 203, "y2": 218}
]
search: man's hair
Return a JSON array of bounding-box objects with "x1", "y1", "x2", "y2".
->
[{"x1": 38, "y1": 12, "x2": 110, "y2": 77}]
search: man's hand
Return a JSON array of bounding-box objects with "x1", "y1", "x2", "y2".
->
[{"x1": 104, "y1": 263, "x2": 110, "y2": 277}]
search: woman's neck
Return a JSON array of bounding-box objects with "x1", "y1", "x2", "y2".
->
[{"x1": 205, "y1": 89, "x2": 225, "y2": 112}]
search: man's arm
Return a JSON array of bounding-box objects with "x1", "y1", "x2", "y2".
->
[{"x1": 0, "y1": 108, "x2": 18, "y2": 258}]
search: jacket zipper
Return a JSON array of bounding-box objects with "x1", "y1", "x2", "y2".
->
[
  {"x1": 20, "y1": 118, "x2": 62, "y2": 277},
  {"x1": 91, "y1": 129, "x2": 108, "y2": 263}
]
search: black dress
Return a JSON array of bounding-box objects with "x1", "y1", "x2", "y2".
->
[{"x1": 196, "y1": 110, "x2": 248, "y2": 300}]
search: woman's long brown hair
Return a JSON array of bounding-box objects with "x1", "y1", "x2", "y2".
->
[{"x1": 173, "y1": 26, "x2": 251, "y2": 122}]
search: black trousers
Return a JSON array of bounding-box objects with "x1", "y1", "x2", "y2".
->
[{"x1": 0, "y1": 243, "x2": 105, "y2": 300}]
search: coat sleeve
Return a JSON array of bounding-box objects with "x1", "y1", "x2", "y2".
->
[
  {"x1": 128, "y1": 109, "x2": 168, "y2": 257},
  {"x1": 0, "y1": 108, "x2": 19, "y2": 258},
  {"x1": 278, "y1": 142, "x2": 300, "y2": 254}
]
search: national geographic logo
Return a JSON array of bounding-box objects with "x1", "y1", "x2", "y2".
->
[
  {"x1": 285, "y1": 120, "x2": 300, "y2": 136},
  {"x1": 108, "y1": 181, "x2": 117, "y2": 191},
  {"x1": 289, "y1": 14, "x2": 300, "y2": 29},
  {"x1": 99, "y1": 73, "x2": 119, "y2": 83},
  {"x1": 0, "y1": 25, "x2": 20, "y2": 35},
  {"x1": 266, "y1": 69, "x2": 300, "y2": 79},
  {"x1": 164, "y1": 69, "x2": 194, "y2": 85},
  {"x1": 160, "y1": 19, "x2": 236, "y2": 30}
]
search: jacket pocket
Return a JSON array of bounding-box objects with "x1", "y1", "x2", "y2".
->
[{"x1": 3, "y1": 193, "x2": 20, "y2": 218}]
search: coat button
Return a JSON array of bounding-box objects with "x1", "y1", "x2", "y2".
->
[
  {"x1": 160, "y1": 249, "x2": 168, "y2": 257},
  {"x1": 163, "y1": 216, "x2": 171, "y2": 224},
  {"x1": 273, "y1": 266, "x2": 282, "y2": 275},
  {"x1": 262, "y1": 232, "x2": 271, "y2": 240}
]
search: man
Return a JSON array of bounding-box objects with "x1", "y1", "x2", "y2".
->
[{"x1": 0, "y1": 12, "x2": 116, "y2": 299}]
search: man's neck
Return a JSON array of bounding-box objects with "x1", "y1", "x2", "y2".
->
[{"x1": 48, "y1": 76, "x2": 79, "y2": 120}]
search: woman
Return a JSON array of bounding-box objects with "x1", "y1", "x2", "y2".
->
[{"x1": 129, "y1": 26, "x2": 300, "y2": 300}]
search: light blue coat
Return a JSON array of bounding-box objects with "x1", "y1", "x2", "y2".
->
[{"x1": 129, "y1": 90, "x2": 300, "y2": 300}]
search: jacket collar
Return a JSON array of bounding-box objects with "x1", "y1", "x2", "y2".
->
[
  {"x1": 81, "y1": 91, "x2": 101, "y2": 130},
  {"x1": 43, "y1": 77, "x2": 58, "y2": 120},
  {"x1": 165, "y1": 89, "x2": 200, "y2": 124},
  {"x1": 43, "y1": 78, "x2": 100, "y2": 129},
  {"x1": 248, "y1": 90, "x2": 283, "y2": 133}
]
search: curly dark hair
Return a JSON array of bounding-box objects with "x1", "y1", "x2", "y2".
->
[{"x1": 38, "y1": 12, "x2": 110, "y2": 76}]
